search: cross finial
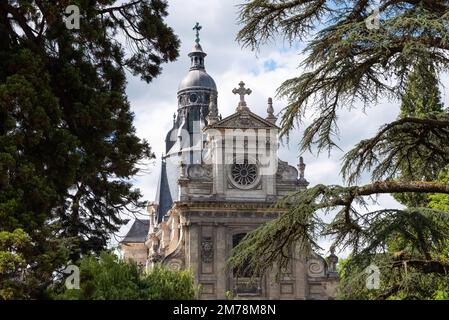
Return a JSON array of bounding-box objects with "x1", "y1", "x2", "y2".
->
[
  {"x1": 232, "y1": 81, "x2": 252, "y2": 112},
  {"x1": 193, "y1": 22, "x2": 202, "y2": 44}
]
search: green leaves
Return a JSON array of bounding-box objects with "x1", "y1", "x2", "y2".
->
[
  {"x1": 429, "y1": 166, "x2": 449, "y2": 213},
  {"x1": 238, "y1": 1, "x2": 449, "y2": 152},
  {"x1": 234, "y1": 1, "x2": 449, "y2": 299},
  {"x1": 0, "y1": 1, "x2": 179, "y2": 298},
  {"x1": 0, "y1": 229, "x2": 30, "y2": 299},
  {"x1": 55, "y1": 252, "x2": 197, "y2": 300},
  {"x1": 342, "y1": 115, "x2": 449, "y2": 184}
]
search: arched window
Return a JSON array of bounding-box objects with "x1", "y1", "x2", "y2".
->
[
  {"x1": 232, "y1": 232, "x2": 261, "y2": 295},
  {"x1": 232, "y1": 233, "x2": 252, "y2": 278}
]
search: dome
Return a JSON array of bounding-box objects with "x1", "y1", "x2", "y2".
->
[
  {"x1": 177, "y1": 40, "x2": 217, "y2": 93},
  {"x1": 178, "y1": 69, "x2": 217, "y2": 92}
]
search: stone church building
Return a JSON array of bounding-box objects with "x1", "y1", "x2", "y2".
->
[{"x1": 121, "y1": 28, "x2": 338, "y2": 299}]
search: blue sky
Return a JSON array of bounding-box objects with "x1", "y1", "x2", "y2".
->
[{"x1": 118, "y1": 0, "x2": 449, "y2": 255}]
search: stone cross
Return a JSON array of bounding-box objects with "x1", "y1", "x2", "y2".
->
[
  {"x1": 193, "y1": 22, "x2": 202, "y2": 44},
  {"x1": 232, "y1": 81, "x2": 251, "y2": 111}
]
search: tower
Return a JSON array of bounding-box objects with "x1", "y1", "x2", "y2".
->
[{"x1": 165, "y1": 22, "x2": 217, "y2": 165}]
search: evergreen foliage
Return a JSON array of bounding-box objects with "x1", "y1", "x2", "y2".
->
[
  {"x1": 0, "y1": 1, "x2": 179, "y2": 298},
  {"x1": 394, "y1": 60, "x2": 445, "y2": 207},
  {"x1": 54, "y1": 251, "x2": 197, "y2": 300},
  {"x1": 429, "y1": 167, "x2": 449, "y2": 212},
  {"x1": 230, "y1": 0, "x2": 449, "y2": 299}
]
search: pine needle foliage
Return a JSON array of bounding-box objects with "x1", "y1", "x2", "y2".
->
[
  {"x1": 0, "y1": 1, "x2": 179, "y2": 298},
  {"x1": 230, "y1": 1, "x2": 449, "y2": 299}
]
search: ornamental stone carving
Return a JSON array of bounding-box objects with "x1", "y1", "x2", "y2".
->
[
  {"x1": 227, "y1": 117, "x2": 264, "y2": 128},
  {"x1": 307, "y1": 258, "x2": 325, "y2": 277},
  {"x1": 276, "y1": 160, "x2": 298, "y2": 182},
  {"x1": 167, "y1": 259, "x2": 183, "y2": 271},
  {"x1": 201, "y1": 236, "x2": 214, "y2": 263},
  {"x1": 188, "y1": 164, "x2": 212, "y2": 180}
]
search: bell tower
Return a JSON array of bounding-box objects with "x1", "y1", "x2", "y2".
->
[{"x1": 166, "y1": 23, "x2": 218, "y2": 165}]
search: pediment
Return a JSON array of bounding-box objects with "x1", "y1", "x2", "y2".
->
[{"x1": 207, "y1": 110, "x2": 279, "y2": 130}]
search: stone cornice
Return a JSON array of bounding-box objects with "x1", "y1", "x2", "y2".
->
[{"x1": 173, "y1": 200, "x2": 287, "y2": 212}]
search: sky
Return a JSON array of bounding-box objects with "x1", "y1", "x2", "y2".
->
[{"x1": 119, "y1": 0, "x2": 449, "y2": 255}]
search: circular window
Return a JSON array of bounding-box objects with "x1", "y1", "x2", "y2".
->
[
  {"x1": 231, "y1": 161, "x2": 258, "y2": 187},
  {"x1": 189, "y1": 93, "x2": 198, "y2": 103}
]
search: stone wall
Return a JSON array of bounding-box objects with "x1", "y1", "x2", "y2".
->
[{"x1": 121, "y1": 243, "x2": 147, "y2": 267}]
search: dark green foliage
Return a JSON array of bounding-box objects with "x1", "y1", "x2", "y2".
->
[
  {"x1": 393, "y1": 60, "x2": 446, "y2": 207},
  {"x1": 229, "y1": 184, "x2": 449, "y2": 281},
  {"x1": 338, "y1": 254, "x2": 449, "y2": 300},
  {"x1": 399, "y1": 61, "x2": 444, "y2": 119},
  {"x1": 342, "y1": 115, "x2": 449, "y2": 185},
  {"x1": 429, "y1": 167, "x2": 449, "y2": 212},
  {"x1": 237, "y1": 1, "x2": 449, "y2": 151},
  {"x1": 55, "y1": 251, "x2": 197, "y2": 300},
  {"x1": 0, "y1": 1, "x2": 179, "y2": 298},
  {"x1": 230, "y1": 0, "x2": 449, "y2": 300},
  {"x1": 337, "y1": 61, "x2": 449, "y2": 300},
  {"x1": 0, "y1": 228, "x2": 30, "y2": 299}
]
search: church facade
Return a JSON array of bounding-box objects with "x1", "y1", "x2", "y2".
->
[{"x1": 121, "y1": 29, "x2": 338, "y2": 299}]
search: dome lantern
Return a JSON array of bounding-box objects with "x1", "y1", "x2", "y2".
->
[{"x1": 177, "y1": 22, "x2": 217, "y2": 94}]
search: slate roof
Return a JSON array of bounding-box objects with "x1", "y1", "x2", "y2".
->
[
  {"x1": 154, "y1": 156, "x2": 180, "y2": 223},
  {"x1": 178, "y1": 69, "x2": 217, "y2": 92},
  {"x1": 121, "y1": 219, "x2": 149, "y2": 243}
]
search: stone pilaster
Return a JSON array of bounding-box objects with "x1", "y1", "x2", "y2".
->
[{"x1": 215, "y1": 224, "x2": 227, "y2": 299}]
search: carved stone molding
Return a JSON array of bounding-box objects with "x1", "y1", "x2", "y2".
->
[
  {"x1": 276, "y1": 160, "x2": 298, "y2": 182},
  {"x1": 188, "y1": 164, "x2": 212, "y2": 180},
  {"x1": 188, "y1": 211, "x2": 280, "y2": 219},
  {"x1": 209, "y1": 111, "x2": 277, "y2": 129},
  {"x1": 220, "y1": 116, "x2": 265, "y2": 128},
  {"x1": 149, "y1": 253, "x2": 163, "y2": 263},
  {"x1": 177, "y1": 201, "x2": 284, "y2": 210},
  {"x1": 167, "y1": 259, "x2": 183, "y2": 271},
  {"x1": 307, "y1": 258, "x2": 325, "y2": 277}
]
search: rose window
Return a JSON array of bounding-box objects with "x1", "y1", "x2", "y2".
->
[{"x1": 231, "y1": 161, "x2": 258, "y2": 186}]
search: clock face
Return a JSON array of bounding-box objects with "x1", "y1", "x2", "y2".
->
[
  {"x1": 189, "y1": 93, "x2": 198, "y2": 103},
  {"x1": 230, "y1": 161, "x2": 258, "y2": 187}
]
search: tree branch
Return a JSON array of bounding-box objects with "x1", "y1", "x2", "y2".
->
[
  {"x1": 357, "y1": 180, "x2": 449, "y2": 197},
  {"x1": 97, "y1": 0, "x2": 144, "y2": 14}
]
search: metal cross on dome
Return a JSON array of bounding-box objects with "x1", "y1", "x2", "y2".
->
[
  {"x1": 232, "y1": 81, "x2": 252, "y2": 111},
  {"x1": 193, "y1": 22, "x2": 202, "y2": 44}
]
